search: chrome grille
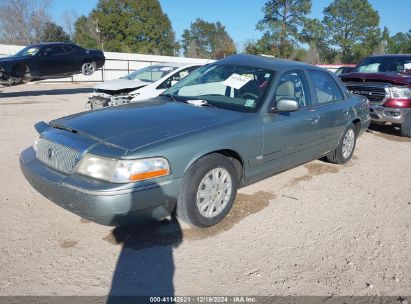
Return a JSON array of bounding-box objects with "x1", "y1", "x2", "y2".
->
[
  {"x1": 345, "y1": 83, "x2": 389, "y2": 103},
  {"x1": 35, "y1": 138, "x2": 80, "y2": 174}
]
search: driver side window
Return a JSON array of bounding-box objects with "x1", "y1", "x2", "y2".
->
[
  {"x1": 274, "y1": 70, "x2": 311, "y2": 107},
  {"x1": 42, "y1": 46, "x2": 65, "y2": 56}
]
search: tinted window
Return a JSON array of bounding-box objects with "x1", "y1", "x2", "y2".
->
[
  {"x1": 63, "y1": 46, "x2": 76, "y2": 54},
  {"x1": 309, "y1": 70, "x2": 344, "y2": 104},
  {"x1": 44, "y1": 46, "x2": 65, "y2": 56},
  {"x1": 274, "y1": 70, "x2": 311, "y2": 106}
]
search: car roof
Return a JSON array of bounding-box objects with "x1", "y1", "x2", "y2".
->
[
  {"x1": 150, "y1": 62, "x2": 201, "y2": 68},
  {"x1": 28, "y1": 42, "x2": 75, "y2": 48},
  {"x1": 216, "y1": 54, "x2": 317, "y2": 72},
  {"x1": 365, "y1": 54, "x2": 411, "y2": 59}
]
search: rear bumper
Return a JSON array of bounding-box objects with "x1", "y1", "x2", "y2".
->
[
  {"x1": 369, "y1": 105, "x2": 410, "y2": 125},
  {"x1": 20, "y1": 147, "x2": 180, "y2": 226}
]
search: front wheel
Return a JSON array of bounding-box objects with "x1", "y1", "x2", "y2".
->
[
  {"x1": 326, "y1": 124, "x2": 357, "y2": 164},
  {"x1": 177, "y1": 154, "x2": 238, "y2": 228},
  {"x1": 81, "y1": 62, "x2": 96, "y2": 76}
]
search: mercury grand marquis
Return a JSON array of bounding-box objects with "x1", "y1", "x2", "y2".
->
[{"x1": 20, "y1": 54, "x2": 371, "y2": 228}]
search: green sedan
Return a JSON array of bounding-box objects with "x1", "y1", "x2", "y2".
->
[{"x1": 20, "y1": 54, "x2": 370, "y2": 228}]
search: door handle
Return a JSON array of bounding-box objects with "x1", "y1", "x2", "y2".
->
[{"x1": 343, "y1": 110, "x2": 350, "y2": 116}]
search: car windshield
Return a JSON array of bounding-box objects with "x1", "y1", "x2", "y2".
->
[
  {"x1": 121, "y1": 65, "x2": 178, "y2": 82},
  {"x1": 355, "y1": 56, "x2": 411, "y2": 74},
  {"x1": 162, "y1": 64, "x2": 275, "y2": 112},
  {"x1": 15, "y1": 46, "x2": 40, "y2": 57}
]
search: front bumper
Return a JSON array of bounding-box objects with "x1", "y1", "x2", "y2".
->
[
  {"x1": 369, "y1": 104, "x2": 410, "y2": 125},
  {"x1": 20, "y1": 147, "x2": 180, "y2": 226}
]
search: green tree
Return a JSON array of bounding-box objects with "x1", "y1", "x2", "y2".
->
[
  {"x1": 300, "y1": 18, "x2": 336, "y2": 63},
  {"x1": 255, "y1": 0, "x2": 311, "y2": 58},
  {"x1": 73, "y1": 15, "x2": 100, "y2": 49},
  {"x1": 181, "y1": 18, "x2": 236, "y2": 59},
  {"x1": 387, "y1": 30, "x2": 411, "y2": 54},
  {"x1": 40, "y1": 22, "x2": 70, "y2": 43},
  {"x1": 322, "y1": 0, "x2": 380, "y2": 63},
  {"x1": 90, "y1": 0, "x2": 178, "y2": 55}
]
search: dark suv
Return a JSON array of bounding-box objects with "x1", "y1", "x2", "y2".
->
[{"x1": 340, "y1": 54, "x2": 411, "y2": 137}]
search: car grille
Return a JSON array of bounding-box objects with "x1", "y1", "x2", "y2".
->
[
  {"x1": 35, "y1": 138, "x2": 80, "y2": 174},
  {"x1": 345, "y1": 83, "x2": 389, "y2": 103}
]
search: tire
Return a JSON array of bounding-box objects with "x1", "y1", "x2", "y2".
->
[
  {"x1": 177, "y1": 153, "x2": 238, "y2": 228},
  {"x1": 400, "y1": 112, "x2": 411, "y2": 138},
  {"x1": 81, "y1": 61, "x2": 96, "y2": 76},
  {"x1": 10, "y1": 65, "x2": 25, "y2": 84},
  {"x1": 23, "y1": 65, "x2": 31, "y2": 79},
  {"x1": 326, "y1": 124, "x2": 357, "y2": 164}
]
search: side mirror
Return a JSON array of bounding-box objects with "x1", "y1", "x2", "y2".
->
[
  {"x1": 269, "y1": 98, "x2": 299, "y2": 113},
  {"x1": 170, "y1": 80, "x2": 178, "y2": 87}
]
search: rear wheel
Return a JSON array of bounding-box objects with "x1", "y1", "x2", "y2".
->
[
  {"x1": 82, "y1": 62, "x2": 96, "y2": 76},
  {"x1": 177, "y1": 154, "x2": 238, "y2": 228},
  {"x1": 400, "y1": 112, "x2": 411, "y2": 138},
  {"x1": 326, "y1": 124, "x2": 357, "y2": 164}
]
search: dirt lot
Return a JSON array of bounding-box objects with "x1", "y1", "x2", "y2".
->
[{"x1": 0, "y1": 83, "x2": 410, "y2": 296}]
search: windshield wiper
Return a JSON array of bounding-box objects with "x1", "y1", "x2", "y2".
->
[{"x1": 160, "y1": 95, "x2": 220, "y2": 108}]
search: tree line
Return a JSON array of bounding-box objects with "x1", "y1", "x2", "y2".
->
[{"x1": 0, "y1": 0, "x2": 410, "y2": 64}]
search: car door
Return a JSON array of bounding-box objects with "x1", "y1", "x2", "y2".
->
[
  {"x1": 306, "y1": 69, "x2": 349, "y2": 154},
  {"x1": 63, "y1": 45, "x2": 80, "y2": 74},
  {"x1": 37, "y1": 45, "x2": 66, "y2": 76},
  {"x1": 261, "y1": 70, "x2": 323, "y2": 171}
]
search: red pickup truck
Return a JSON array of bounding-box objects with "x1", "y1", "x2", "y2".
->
[{"x1": 340, "y1": 54, "x2": 411, "y2": 137}]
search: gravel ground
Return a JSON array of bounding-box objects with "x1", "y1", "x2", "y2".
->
[{"x1": 0, "y1": 83, "x2": 410, "y2": 296}]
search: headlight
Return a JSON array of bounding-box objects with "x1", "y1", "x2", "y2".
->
[
  {"x1": 390, "y1": 87, "x2": 411, "y2": 99},
  {"x1": 77, "y1": 154, "x2": 170, "y2": 183},
  {"x1": 77, "y1": 154, "x2": 118, "y2": 181}
]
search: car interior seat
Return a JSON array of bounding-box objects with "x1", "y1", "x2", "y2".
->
[{"x1": 275, "y1": 80, "x2": 295, "y2": 102}]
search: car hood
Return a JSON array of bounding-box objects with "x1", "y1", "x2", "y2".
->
[
  {"x1": 341, "y1": 72, "x2": 411, "y2": 86},
  {"x1": 94, "y1": 79, "x2": 150, "y2": 91},
  {"x1": 50, "y1": 98, "x2": 245, "y2": 151},
  {"x1": 0, "y1": 56, "x2": 20, "y2": 65}
]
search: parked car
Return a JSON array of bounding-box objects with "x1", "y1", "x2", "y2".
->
[
  {"x1": 0, "y1": 42, "x2": 105, "y2": 85},
  {"x1": 20, "y1": 54, "x2": 370, "y2": 228},
  {"x1": 335, "y1": 66, "x2": 354, "y2": 75},
  {"x1": 340, "y1": 54, "x2": 411, "y2": 137},
  {"x1": 87, "y1": 63, "x2": 202, "y2": 109}
]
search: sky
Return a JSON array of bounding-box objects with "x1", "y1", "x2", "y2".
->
[{"x1": 50, "y1": 0, "x2": 411, "y2": 50}]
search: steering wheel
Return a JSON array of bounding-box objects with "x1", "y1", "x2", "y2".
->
[{"x1": 240, "y1": 92, "x2": 258, "y2": 100}]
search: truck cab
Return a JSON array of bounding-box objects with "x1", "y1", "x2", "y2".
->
[{"x1": 340, "y1": 54, "x2": 411, "y2": 137}]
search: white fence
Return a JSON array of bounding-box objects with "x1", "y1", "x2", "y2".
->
[{"x1": 0, "y1": 44, "x2": 211, "y2": 82}]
